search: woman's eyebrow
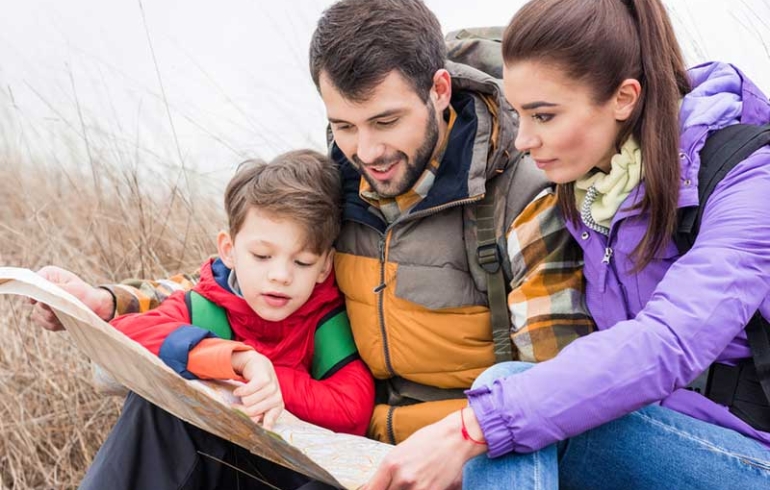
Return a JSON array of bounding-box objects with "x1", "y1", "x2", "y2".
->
[{"x1": 521, "y1": 101, "x2": 559, "y2": 110}]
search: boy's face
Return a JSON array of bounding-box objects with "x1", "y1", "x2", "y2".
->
[{"x1": 217, "y1": 208, "x2": 333, "y2": 322}]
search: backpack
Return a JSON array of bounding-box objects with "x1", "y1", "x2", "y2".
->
[
  {"x1": 675, "y1": 123, "x2": 770, "y2": 431},
  {"x1": 184, "y1": 290, "x2": 359, "y2": 380}
]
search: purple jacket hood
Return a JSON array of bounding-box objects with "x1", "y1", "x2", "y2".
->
[{"x1": 468, "y1": 62, "x2": 770, "y2": 456}]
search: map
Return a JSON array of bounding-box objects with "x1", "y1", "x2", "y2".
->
[{"x1": 0, "y1": 267, "x2": 392, "y2": 489}]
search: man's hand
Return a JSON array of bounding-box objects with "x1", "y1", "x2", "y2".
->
[
  {"x1": 363, "y1": 409, "x2": 488, "y2": 490},
  {"x1": 231, "y1": 350, "x2": 284, "y2": 430},
  {"x1": 29, "y1": 266, "x2": 115, "y2": 331}
]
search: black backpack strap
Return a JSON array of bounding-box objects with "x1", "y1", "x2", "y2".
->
[
  {"x1": 696, "y1": 124, "x2": 770, "y2": 404},
  {"x1": 475, "y1": 190, "x2": 512, "y2": 364},
  {"x1": 675, "y1": 124, "x2": 770, "y2": 252},
  {"x1": 680, "y1": 123, "x2": 770, "y2": 428},
  {"x1": 747, "y1": 313, "x2": 770, "y2": 406}
]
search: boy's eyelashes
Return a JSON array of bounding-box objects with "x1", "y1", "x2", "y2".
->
[{"x1": 249, "y1": 252, "x2": 315, "y2": 268}]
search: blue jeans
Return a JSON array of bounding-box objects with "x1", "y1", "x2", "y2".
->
[{"x1": 463, "y1": 362, "x2": 770, "y2": 490}]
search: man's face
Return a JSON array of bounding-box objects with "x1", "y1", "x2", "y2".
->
[{"x1": 320, "y1": 70, "x2": 440, "y2": 198}]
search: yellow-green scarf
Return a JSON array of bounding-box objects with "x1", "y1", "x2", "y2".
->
[{"x1": 575, "y1": 137, "x2": 642, "y2": 232}]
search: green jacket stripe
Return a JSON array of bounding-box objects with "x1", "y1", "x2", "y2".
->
[
  {"x1": 186, "y1": 291, "x2": 358, "y2": 381},
  {"x1": 186, "y1": 290, "x2": 233, "y2": 340},
  {"x1": 313, "y1": 305, "x2": 359, "y2": 380}
]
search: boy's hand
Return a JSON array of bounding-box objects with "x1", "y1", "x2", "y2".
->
[
  {"x1": 231, "y1": 350, "x2": 284, "y2": 430},
  {"x1": 29, "y1": 266, "x2": 115, "y2": 331}
]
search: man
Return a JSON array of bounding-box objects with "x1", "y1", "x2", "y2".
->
[{"x1": 33, "y1": 0, "x2": 591, "y2": 461}]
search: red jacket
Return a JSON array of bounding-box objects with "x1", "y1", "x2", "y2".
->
[{"x1": 111, "y1": 258, "x2": 374, "y2": 436}]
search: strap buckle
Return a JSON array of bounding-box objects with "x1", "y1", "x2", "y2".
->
[
  {"x1": 686, "y1": 366, "x2": 712, "y2": 395},
  {"x1": 477, "y1": 243, "x2": 501, "y2": 274}
]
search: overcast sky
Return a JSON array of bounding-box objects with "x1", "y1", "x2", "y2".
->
[{"x1": 1, "y1": 0, "x2": 768, "y2": 184}]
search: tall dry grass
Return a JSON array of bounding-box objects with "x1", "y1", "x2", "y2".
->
[{"x1": 0, "y1": 153, "x2": 223, "y2": 488}]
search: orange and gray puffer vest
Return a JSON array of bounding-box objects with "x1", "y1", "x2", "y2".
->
[{"x1": 330, "y1": 60, "x2": 550, "y2": 444}]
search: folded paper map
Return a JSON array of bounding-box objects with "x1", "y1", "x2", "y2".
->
[{"x1": 0, "y1": 267, "x2": 391, "y2": 489}]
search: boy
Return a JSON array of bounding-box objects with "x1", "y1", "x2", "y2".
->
[{"x1": 84, "y1": 149, "x2": 374, "y2": 490}]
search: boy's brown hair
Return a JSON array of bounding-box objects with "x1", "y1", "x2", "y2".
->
[{"x1": 224, "y1": 149, "x2": 342, "y2": 253}]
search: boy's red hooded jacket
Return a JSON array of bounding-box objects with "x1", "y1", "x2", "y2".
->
[{"x1": 110, "y1": 258, "x2": 374, "y2": 436}]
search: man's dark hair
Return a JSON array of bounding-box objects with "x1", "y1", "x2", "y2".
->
[{"x1": 309, "y1": 0, "x2": 446, "y2": 103}]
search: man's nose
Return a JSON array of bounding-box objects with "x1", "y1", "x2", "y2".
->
[{"x1": 355, "y1": 130, "x2": 386, "y2": 164}]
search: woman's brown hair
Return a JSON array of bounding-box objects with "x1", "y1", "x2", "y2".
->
[{"x1": 503, "y1": 0, "x2": 691, "y2": 269}]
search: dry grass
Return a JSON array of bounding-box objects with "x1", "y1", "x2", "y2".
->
[{"x1": 0, "y1": 153, "x2": 222, "y2": 488}]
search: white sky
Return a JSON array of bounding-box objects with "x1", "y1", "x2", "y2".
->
[{"x1": 1, "y1": 0, "x2": 768, "y2": 186}]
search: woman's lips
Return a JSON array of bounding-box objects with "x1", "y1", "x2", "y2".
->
[{"x1": 533, "y1": 158, "x2": 557, "y2": 169}]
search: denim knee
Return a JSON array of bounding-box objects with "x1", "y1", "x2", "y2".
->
[{"x1": 472, "y1": 361, "x2": 535, "y2": 389}]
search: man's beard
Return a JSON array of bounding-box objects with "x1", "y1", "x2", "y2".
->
[{"x1": 353, "y1": 102, "x2": 440, "y2": 198}]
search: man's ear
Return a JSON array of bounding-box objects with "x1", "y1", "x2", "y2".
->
[
  {"x1": 217, "y1": 231, "x2": 236, "y2": 269},
  {"x1": 614, "y1": 78, "x2": 641, "y2": 122},
  {"x1": 317, "y1": 248, "x2": 335, "y2": 283},
  {"x1": 431, "y1": 69, "x2": 452, "y2": 112}
]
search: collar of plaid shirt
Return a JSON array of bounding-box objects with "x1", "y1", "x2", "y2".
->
[{"x1": 359, "y1": 106, "x2": 458, "y2": 223}]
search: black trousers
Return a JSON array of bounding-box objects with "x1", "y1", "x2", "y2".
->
[{"x1": 80, "y1": 392, "x2": 338, "y2": 490}]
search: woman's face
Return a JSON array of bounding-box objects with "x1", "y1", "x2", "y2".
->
[{"x1": 504, "y1": 60, "x2": 630, "y2": 184}]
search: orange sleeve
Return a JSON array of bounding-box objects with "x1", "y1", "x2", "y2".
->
[{"x1": 187, "y1": 338, "x2": 253, "y2": 382}]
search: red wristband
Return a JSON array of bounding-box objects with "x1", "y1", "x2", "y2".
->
[{"x1": 460, "y1": 408, "x2": 486, "y2": 445}]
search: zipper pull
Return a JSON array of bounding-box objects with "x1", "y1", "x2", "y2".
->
[
  {"x1": 602, "y1": 247, "x2": 614, "y2": 264},
  {"x1": 378, "y1": 238, "x2": 386, "y2": 262},
  {"x1": 374, "y1": 237, "x2": 387, "y2": 293}
]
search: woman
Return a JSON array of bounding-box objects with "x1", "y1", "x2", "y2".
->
[{"x1": 363, "y1": 0, "x2": 770, "y2": 488}]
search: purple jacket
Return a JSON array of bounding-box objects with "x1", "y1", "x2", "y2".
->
[{"x1": 468, "y1": 62, "x2": 770, "y2": 457}]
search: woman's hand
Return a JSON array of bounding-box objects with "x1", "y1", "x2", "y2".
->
[
  {"x1": 363, "y1": 408, "x2": 488, "y2": 490},
  {"x1": 231, "y1": 350, "x2": 284, "y2": 430}
]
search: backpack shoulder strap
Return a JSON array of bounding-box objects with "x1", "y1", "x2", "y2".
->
[
  {"x1": 675, "y1": 123, "x2": 770, "y2": 405},
  {"x1": 473, "y1": 179, "x2": 512, "y2": 364},
  {"x1": 675, "y1": 123, "x2": 770, "y2": 253},
  {"x1": 185, "y1": 290, "x2": 233, "y2": 340},
  {"x1": 747, "y1": 313, "x2": 770, "y2": 405},
  {"x1": 312, "y1": 305, "x2": 359, "y2": 380}
]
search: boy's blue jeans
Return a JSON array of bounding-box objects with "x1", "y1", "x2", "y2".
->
[{"x1": 463, "y1": 362, "x2": 770, "y2": 490}]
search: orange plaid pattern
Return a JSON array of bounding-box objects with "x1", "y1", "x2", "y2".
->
[
  {"x1": 506, "y1": 190, "x2": 595, "y2": 362},
  {"x1": 104, "y1": 272, "x2": 199, "y2": 317}
]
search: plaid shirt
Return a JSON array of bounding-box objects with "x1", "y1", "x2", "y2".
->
[
  {"x1": 103, "y1": 272, "x2": 199, "y2": 317},
  {"x1": 506, "y1": 190, "x2": 594, "y2": 362}
]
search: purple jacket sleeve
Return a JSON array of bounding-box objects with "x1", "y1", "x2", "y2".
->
[{"x1": 468, "y1": 149, "x2": 770, "y2": 456}]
